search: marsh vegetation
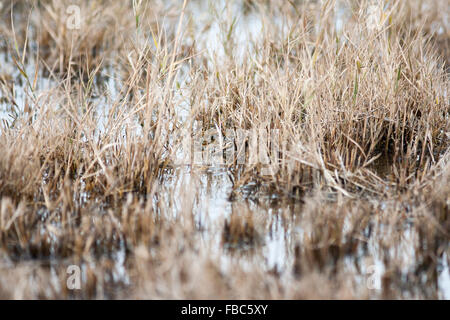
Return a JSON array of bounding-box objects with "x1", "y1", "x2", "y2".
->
[{"x1": 0, "y1": 0, "x2": 449, "y2": 299}]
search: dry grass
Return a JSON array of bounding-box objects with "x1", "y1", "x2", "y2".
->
[{"x1": 0, "y1": 0, "x2": 448, "y2": 299}]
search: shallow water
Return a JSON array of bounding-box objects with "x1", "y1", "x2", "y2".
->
[{"x1": 0, "y1": 0, "x2": 449, "y2": 299}]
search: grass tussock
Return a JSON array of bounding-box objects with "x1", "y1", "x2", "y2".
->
[{"x1": 195, "y1": 0, "x2": 448, "y2": 196}]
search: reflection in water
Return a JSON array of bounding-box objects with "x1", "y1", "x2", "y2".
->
[{"x1": 0, "y1": 0, "x2": 448, "y2": 299}]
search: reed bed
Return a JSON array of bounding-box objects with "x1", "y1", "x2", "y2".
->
[{"x1": 0, "y1": 0, "x2": 448, "y2": 299}]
